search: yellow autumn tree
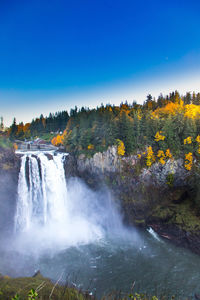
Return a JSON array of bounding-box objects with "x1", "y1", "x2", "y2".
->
[
  {"x1": 152, "y1": 102, "x2": 184, "y2": 118},
  {"x1": 146, "y1": 146, "x2": 155, "y2": 167},
  {"x1": 184, "y1": 152, "x2": 193, "y2": 171},
  {"x1": 51, "y1": 137, "x2": 56, "y2": 146},
  {"x1": 51, "y1": 134, "x2": 64, "y2": 146},
  {"x1": 165, "y1": 149, "x2": 173, "y2": 159},
  {"x1": 157, "y1": 150, "x2": 165, "y2": 165},
  {"x1": 196, "y1": 135, "x2": 200, "y2": 154},
  {"x1": 137, "y1": 110, "x2": 142, "y2": 120},
  {"x1": 184, "y1": 136, "x2": 192, "y2": 145},
  {"x1": 155, "y1": 131, "x2": 166, "y2": 142},
  {"x1": 87, "y1": 144, "x2": 94, "y2": 150},
  {"x1": 196, "y1": 135, "x2": 200, "y2": 143},
  {"x1": 184, "y1": 104, "x2": 200, "y2": 119},
  {"x1": 13, "y1": 143, "x2": 18, "y2": 150},
  {"x1": 116, "y1": 139, "x2": 125, "y2": 156}
]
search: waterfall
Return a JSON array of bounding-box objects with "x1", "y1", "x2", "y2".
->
[
  {"x1": 15, "y1": 151, "x2": 69, "y2": 232},
  {"x1": 15, "y1": 150, "x2": 124, "y2": 251}
]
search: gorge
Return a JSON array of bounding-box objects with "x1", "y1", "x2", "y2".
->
[{"x1": 0, "y1": 149, "x2": 200, "y2": 298}]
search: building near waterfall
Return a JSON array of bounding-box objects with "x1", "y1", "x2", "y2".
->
[{"x1": 16, "y1": 138, "x2": 57, "y2": 151}]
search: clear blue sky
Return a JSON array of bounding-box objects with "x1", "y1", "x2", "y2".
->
[{"x1": 1, "y1": 0, "x2": 200, "y2": 125}]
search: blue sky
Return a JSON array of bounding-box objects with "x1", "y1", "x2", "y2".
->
[{"x1": 0, "y1": 0, "x2": 200, "y2": 125}]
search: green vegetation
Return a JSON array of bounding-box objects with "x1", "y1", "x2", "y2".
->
[
  {"x1": 6, "y1": 90, "x2": 200, "y2": 176},
  {"x1": 152, "y1": 200, "x2": 200, "y2": 232},
  {"x1": 6, "y1": 91, "x2": 200, "y2": 158},
  {"x1": 0, "y1": 274, "x2": 189, "y2": 300},
  {"x1": 1, "y1": 92, "x2": 200, "y2": 300},
  {"x1": 60, "y1": 91, "x2": 200, "y2": 160},
  {"x1": 0, "y1": 273, "x2": 92, "y2": 300},
  {"x1": 166, "y1": 174, "x2": 174, "y2": 187},
  {"x1": 8, "y1": 111, "x2": 69, "y2": 141},
  {"x1": 37, "y1": 133, "x2": 55, "y2": 142},
  {"x1": 0, "y1": 136, "x2": 13, "y2": 149}
]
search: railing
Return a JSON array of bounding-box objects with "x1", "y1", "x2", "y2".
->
[{"x1": 16, "y1": 143, "x2": 58, "y2": 151}]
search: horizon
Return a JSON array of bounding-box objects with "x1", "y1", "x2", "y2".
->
[
  {"x1": 3, "y1": 88, "x2": 200, "y2": 128},
  {"x1": 1, "y1": 0, "x2": 200, "y2": 126}
]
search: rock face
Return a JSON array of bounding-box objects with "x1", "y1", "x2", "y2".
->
[
  {"x1": 77, "y1": 146, "x2": 188, "y2": 188},
  {"x1": 75, "y1": 146, "x2": 200, "y2": 255},
  {"x1": 76, "y1": 146, "x2": 121, "y2": 188},
  {"x1": 78, "y1": 146, "x2": 120, "y2": 175},
  {"x1": 1, "y1": 144, "x2": 200, "y2": 255},
  {"x1": 0, "y1": 147, "x2": 20, "y2": 236},
  {"x1": 149, "y1": 223, "x2": 200, "y2": 256},
  {"x1": 140, "y1": 158, "x2": 188, "y2": 187}
]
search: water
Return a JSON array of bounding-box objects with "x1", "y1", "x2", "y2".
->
[
  {"x1": 15, "y1": 151, "x2": 69, "y2": 232},
  {"x1": 1, "y1": 150, "x2": 200, "y2": 298}
]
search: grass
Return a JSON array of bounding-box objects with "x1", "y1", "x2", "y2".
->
[
  {"x1": 38, "y1": 133, "x2": 55, "y2": 142},
  {"x1": 0, "y1": 274, "x2": 194, "y2": 300},
  {"x1": 0, "y1": 273, "x2": 93, "y2": 300}
]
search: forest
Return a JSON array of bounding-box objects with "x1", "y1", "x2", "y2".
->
[{"x1": 4, "y1": 90, "x2": 200, "y2": 170}]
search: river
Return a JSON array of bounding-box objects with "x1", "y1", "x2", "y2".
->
[{"x1": 0, "y1": 150, "x2": 199, "y2": 299}]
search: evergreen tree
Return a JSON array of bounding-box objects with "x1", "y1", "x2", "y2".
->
[
  {"x1": 0, "y1": 116, "x2": 4, "y2": 131},
  {"x1": 10, "y1": 118, "x2": 18, "y2": 140},
  {"x1": 184, "y1": 92, "x2": 192, "y2": 105}
]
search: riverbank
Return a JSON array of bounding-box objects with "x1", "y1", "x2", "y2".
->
[
  {"x1": 0, "y1": 272, "x2": 193, "y2": 300},
  {"x1": 0, "y1": 272, "x2": 93, "y2": 300},
  {"x1": 1, "y1": 148, "x2": 200, "y2": 298}
]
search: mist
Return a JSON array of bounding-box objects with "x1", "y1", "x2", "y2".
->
[
  {"x1": 0, "y1": 151, "x2": 140, "y2": 278},
  {"x1": 1, "y1": 151, "x2": 200, "y2": 298},
  {"x1": 13, "y1": 177, "x2": 137, "y2": 255}
]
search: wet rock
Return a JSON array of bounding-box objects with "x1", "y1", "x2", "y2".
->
[
  {"x1": 45, "y1": 153, "x2": 53, "y2": 160},
  {"x1": 0, "y1": 147, "x2": 20, "y2": 235},
  {"x1": 73, "y1": 147, "x2": 200, "y2": 255},
  {"x1": 140, "y1": 159, "x2": 188, "y2": 187},
  {"x1": 32, "y1": 270, "x2": 41, "y2": 277},
  {"x1": 149, "y1": 222, "x2": 200, "y2": 256}
]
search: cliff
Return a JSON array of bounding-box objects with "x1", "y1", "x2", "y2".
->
[
  {"x1": 76, "y1": 146, "x2": 200, "y2": 255},
  {"x1": 1, "y1": 145, "x2": 200, "y2": 255},
  {"x1": 0, "y1": 147, "x2": 20, "y2": 236}
]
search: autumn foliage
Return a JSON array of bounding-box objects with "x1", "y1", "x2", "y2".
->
[
  {"x1": 51, "y1": 134, "x2": 64, "y2": 146},
  {"x1": 6, "y1": 90, "x2": 200, "y2": 172},
  {"x1": 152, "y1": 102, "x2": 184, "y2": 118},
  {"x1": 87, "y1": 144, "x2": 94, "y2": 150},
  {"x1": 157, "y1": 150, "x2": 165, "y2": 165},
  {"x1": 117, "y1": 139, "x2": 125, "y2": 156},
  {"x1": 154, "y1": 131, "x2": 166, "y2": 142},
  {"x1": 165, "y1": 149, "x2": 173, "y2": 159},
  {"x1": 146, "y1": 146, "x2": 155, "y2": 167},
  {"x1": 13, "y1": 143, "x2": 18, "y2": 150},
  {"x1": 185, "y1": 152, "x2": 193, "y2": 171}
]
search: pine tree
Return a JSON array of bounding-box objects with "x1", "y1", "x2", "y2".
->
[
  {"x1": 184, "y1": 92, "x2": 192, "y2": 105},
  {"x1": 0, "y1": 116, "x2": 4, "y2": 131},
  {"x1": 118, "y1": 111, "x2": 135, "y2": 155},
  {"x1": 10, "y1": 118, "x2": 18, "y2": 140}
]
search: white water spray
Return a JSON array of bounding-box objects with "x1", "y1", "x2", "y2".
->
[
  {"x1": 15, "y1": 151, "x2": 69, "y2": 232},
  {"x1": 147, "y1": 227, "x2": 161, "y2": 242},
  {"x1": 14, "y1": 151, "x2": 129, "y2": 253}
]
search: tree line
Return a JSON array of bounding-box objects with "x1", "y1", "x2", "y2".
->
[
  {"x1": 6, "y1": 91, "x2": 200, "y2": 164},
  {"x1": 8, "y1": 111, "x2": 69, "y2": 140}
]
